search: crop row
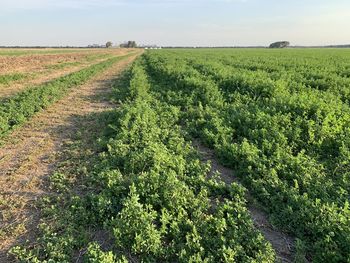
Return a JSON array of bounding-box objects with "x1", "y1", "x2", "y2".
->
[{"x1": 0, "y1": 73, "x2": 28, "y2": 85}]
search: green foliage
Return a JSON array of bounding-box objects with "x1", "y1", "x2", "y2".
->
[
  {"x1": 141, "y1": 48, "x2": 350, "y2": 262},
  {"x1": 11, "y1": 59, "x2": 275, "y2": 262},
  {"x1": 45, "y1": 61, "x2": 81, "y2": 70},
  {"x1": 0, "y1": 54, "x2": 130, "y2": 140},
  {"x1": 84, "y1": 243, "x2": 128, "y2": 263},
  {"x1": 16, "y1": 47, "x2": 350, "y2": 262},
  {"x1": 87, "y1": 64, "x2": 275, "y2": 262},
  {"x1": 0, "y1": 72, "x2": 28, "y2": 85}
]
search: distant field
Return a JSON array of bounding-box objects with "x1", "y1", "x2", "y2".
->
[
  {"x1": 0, "y1": 48, "x2": 133, "y2": 98},
  {"x1": 0, "y1": 48, "x2": 103, "y2": 56}
]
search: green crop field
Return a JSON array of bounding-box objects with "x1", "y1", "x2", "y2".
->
[
  {"x1": 2, "y1": 0, "x2": 348, "y2": 262},
  {"x1": 8, "y1": 48, "x2": 350, "y2": 263},
  {"x1": 140, "y1": 49, "x2": 350, "y2": 261},
  {"x1": 140, "y1": 48, "x2": 350, "y2": 262}
]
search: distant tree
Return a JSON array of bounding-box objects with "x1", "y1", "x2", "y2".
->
[
  {"x1": 269, "y1": 41, "x2": 290, "y2": 48},
  {"x1": 120, "y1": 41, "x2": 137, "y2": 48},
  {"x1": 106, "y1": 41, "x2": 113, "y2": 48},
  {"x1": 129, "y1": 41, "x2": 137, "y2": 48}
]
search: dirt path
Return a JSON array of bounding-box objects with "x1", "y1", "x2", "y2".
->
[
  {"x1": 0, "y1": 52, "x2": 141, "y2": 262},
  {"x1": 193, "y1": 140, "x2": 296, "y2": 263}
]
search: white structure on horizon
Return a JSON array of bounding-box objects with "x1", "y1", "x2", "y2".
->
[{"x1": 143, "y1": 45, "x2": 162, "y2": 49}]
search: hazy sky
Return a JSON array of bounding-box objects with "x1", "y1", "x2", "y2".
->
[{"x1": 0, "y1": 0, "x2": 349, "y2": 46}]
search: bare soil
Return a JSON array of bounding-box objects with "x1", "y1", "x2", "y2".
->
[{"x1": 0, "y1": 52, "x2": 141, "y2": 262}]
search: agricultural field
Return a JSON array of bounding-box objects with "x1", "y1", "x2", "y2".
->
[
  {"x1": 0, "y1": 48, "x2": 133, "y2": 98},
  {"x1": 1, "y1": 48, "x2": 350, "y2": 263},
  {"x1": 0, "y1": 48, "x2": 141, "y2": 261},
  {"x1": 0, "y1": 48, "x2": 139, "y2": 139},
  {"x1": 140, "y1": 49, "x2": 350, "y2": 262}
]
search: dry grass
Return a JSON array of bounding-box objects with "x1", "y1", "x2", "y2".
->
[{"x1": 0, "y1": 49, "x2": 132, "y2": 98}]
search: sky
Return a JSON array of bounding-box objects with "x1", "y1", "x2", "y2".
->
[{"x1": 0, "y1": 0, "x2": 349, "y2": 47}]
